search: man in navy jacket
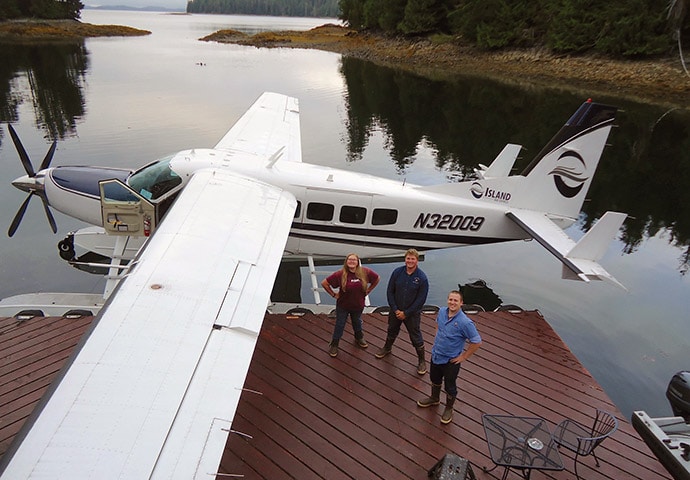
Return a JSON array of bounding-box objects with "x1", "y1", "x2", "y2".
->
[{"x1": 376, "y1": 249, "x2": 429, "y2": 375}]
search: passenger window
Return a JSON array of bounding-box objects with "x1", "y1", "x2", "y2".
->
[
  {"x1": 306, "y1": 202, "x2": 334, "y2": 221},
  {"x1": 340, "y1": 205, "x2": 366, "y2": 224},
  {"x1": 372, "y1": 208, "x2": 398, "y2": 225}
]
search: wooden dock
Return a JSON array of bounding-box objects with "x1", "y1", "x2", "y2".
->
[{"x1": 1, "y1": 308, "x2": 671, "y2": 479}]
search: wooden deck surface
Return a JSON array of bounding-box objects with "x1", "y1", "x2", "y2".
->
[{"x1": 1, "y1": 309, "x2": 671, "y2": 480}]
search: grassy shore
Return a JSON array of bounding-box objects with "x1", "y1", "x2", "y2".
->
[
  {"x1": 202, "y1": 24, "x2": 690, "y2": 108},
  {"x1": 0, "y1": 19, "x2": 150, "y2": 40}
]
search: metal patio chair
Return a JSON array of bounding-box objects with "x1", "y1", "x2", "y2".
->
[{"x1": 551, "y1": 408, "x2": 619, "y2": 479}]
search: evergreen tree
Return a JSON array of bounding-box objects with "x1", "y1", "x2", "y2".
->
[
  {"x1": 0, "y1": 0, "x2": 83, "y2": 20},
  {"x1": 0, "y1": 1, "x2": 22, "y2": 20},
  {"x1": 339, "y1": 0, "x2": 365, "y2": 27},
  {"x1": 380, "y1": 0, "x2": 407, "y2": 32},
  {"x1": 337, "y1": 0, "x2": 678, "y2": 58},
  {"x1": 398, "y1": 0, "x2": 448, "y2": 34},
  {"x1": 449, "y1": 0, "x2": 545, "y2": 49},
  {"x1": 186, "y1": 0, "x2": 340, "y2": 17}
]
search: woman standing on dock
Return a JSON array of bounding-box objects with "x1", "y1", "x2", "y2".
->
[{"x1": 321, "y1": 253, "x2": 380, "y2": 357}]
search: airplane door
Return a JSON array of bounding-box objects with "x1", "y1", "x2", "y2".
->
[{"x1": 99, "y1": 179, "x2": 156, "y2": 236}]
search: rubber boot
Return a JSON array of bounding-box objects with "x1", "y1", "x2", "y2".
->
[
  {"x1": 354, "y1": 330, "x2": 368, "y2": 349},
  {"x1": 441, "y1": 394, "x2": 456, "y2": 424},
  {"x1": 328, "y1": 339, "x2": 339, "y2": 357},
  {"x1": 375, "y1": 338, "x2": 394, "y2": 358},
  {"x1": 415, "y1": 346, "x2": 427, "y2": 375},
  {"x1": 417, "y1": 383, "x2": 442, "y2": 408}
]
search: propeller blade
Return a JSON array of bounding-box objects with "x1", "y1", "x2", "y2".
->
[
  {"x1": 7, "y1": 124, "x2": 35, "y2": 177},
  {"x1": 8, "y1": 194, "x2": 32, "y2": 237},
  {"x1": 39, "y1": 141, "x2": 57, "y2": 171},
  {"x1": 6, "y1": 126, "x2": 60, "y2": 236},
  {"x1": 38, "y1": 191, "x2": 58, "y2": 233}
]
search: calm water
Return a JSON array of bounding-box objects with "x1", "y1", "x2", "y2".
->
[{"x1": 0, "y1": 10, "x2": 688, "y2": 420}]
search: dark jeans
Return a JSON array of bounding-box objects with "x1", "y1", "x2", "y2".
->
[
  {"x1": 386, "y1": 310, "x2": 423, "y2": 349},
  {"x1": 430, "y1": 360, "x2": 462, "y2": 397},
  {"x1": 332, "y1": 305, "x2": 364, "y2": 341}
]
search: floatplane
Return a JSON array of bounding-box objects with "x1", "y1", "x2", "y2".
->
[{"x1": 1, "y1": 93, "x2": 625, "y2": 478}]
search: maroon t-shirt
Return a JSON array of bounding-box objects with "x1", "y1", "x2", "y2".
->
[{"x1": 326, "y1": 268, "x2": 379, "y2": 310}]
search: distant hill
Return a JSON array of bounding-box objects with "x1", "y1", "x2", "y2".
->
[
  {"x1": 83, "y1": 5, "x2": 185, "y2": 12},
  {"x1": 186, "y1": 0, "x2": 339, "y2": 18}
]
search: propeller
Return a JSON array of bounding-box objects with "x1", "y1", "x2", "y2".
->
[{"x1": 6, "y1": 124, "x2": 58, "y2": 237}]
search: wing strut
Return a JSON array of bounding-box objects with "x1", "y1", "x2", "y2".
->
[
  {"x1": 104, "y1": 235, "x2": 135, "y2": 299},
  {"x1": 307, "y1": 254, "x2": 322, "y2": 305}
]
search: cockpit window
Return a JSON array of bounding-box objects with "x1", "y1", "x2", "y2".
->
[{"x1": 128, "y1": 156, "x2": 182, "y2": 201}]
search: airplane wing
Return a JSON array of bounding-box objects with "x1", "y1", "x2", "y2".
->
[
  {"x1": 0, "y1": 168, "x2": 297, "y2": 478},
  {"x1": 506, "y1": 209, "x2": 627, "y2": 289},
  {"x1": 213, "y1": 91, "x2": 302, "y2": 163}
]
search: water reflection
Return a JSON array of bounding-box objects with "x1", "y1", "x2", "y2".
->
[
  {"x1": 340, "y1": 56, "x2": 690, "y2": 273},
  {"x1": 0, "y1": 41, "x2": 88, "y2": 142},
  {"x1": 2, "y1": 37, "x2": 688, "y2": 274}
]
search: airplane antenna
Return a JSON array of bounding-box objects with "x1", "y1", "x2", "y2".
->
[{"x1": 266, "y1": 146, "x2": 285, "y2": 168}]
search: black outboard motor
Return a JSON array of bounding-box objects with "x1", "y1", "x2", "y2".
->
[{"x1": 666, "y1": 371, "x2": 690, "y2": 422}]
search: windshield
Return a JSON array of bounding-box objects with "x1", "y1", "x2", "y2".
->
[{"x1": 128, "y1": 156, "x2": 182, "y2": 201}]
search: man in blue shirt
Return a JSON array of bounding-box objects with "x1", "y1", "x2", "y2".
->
[
  {"x1": 417, "y1": 290, "x2": 482, "y2": 424},
  {"x1": 376, "y1": 249, "x2": 429, "y2": 375}
]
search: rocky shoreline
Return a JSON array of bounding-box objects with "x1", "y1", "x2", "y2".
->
[{"x1": 202, "y1": 25, "x2": 690, "y2": 108}]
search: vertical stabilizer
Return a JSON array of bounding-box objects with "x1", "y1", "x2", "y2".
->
[
  {"x1": 424, "y1": 100, "x2": 618, "y2": 223},
  {"x1": 513, "y1": 100, "x2": 617, "y2": 219}
]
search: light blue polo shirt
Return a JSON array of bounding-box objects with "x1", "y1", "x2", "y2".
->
[{"x1": 431, "y1": 307, "x2": 482, "y2": 364}]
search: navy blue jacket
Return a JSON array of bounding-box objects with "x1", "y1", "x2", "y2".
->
[{"x1": 386, "y1": 266, "x2": 429, "y2": 317}]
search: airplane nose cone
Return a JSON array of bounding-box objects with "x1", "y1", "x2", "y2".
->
[{"x1": 11, "y1": 173, "x2": 45, "y2": 193}]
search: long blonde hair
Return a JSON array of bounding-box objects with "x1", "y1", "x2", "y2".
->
[{"x1": 340, "y1": 253, "x2": 368, "y2": 292}]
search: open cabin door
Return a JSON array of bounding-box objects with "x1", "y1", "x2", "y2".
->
[{"x1": 99, "y1": 179, "x2": 156, "y2": 237}]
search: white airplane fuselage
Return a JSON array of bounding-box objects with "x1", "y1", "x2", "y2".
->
[
  {"x1": 40, "y1": 148, "x2": 529, "y2": 261},
  {"x1": 7, "y1": 96, "x2": 626, "y2": 286}
]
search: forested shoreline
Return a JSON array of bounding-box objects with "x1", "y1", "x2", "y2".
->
[
  {"x1": 187, "y1": 0, "x2": 339, "y2": 18},
  {"x1": 2, "y1": 0, "x2": 689, "y2": 65},
  {"x1": 187, "y1": 0, "x2": 690, "y2": 60},
  {"x1": 0, "y1": 0, "x2": 83, "y2": 20},
  {"x1": 340, "y1": 0, "x2": 688, "y2": 58}
]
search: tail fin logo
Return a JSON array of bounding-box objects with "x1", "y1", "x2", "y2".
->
[
  {"x1": 470, "y1": 182, "x2": 483, "y2": 199},
  {"x1": 549, "y1": 150, "x2": 589, "y2": 198}
]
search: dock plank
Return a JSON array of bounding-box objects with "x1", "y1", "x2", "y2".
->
[{"x1": 0, "y1": 310, "x2": 672, "y2": 480}]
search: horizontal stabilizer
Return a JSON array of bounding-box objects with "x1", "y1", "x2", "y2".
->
[
  {"x1": 475, "y1": 143, "x2": 522, "y2": 179},
  {"x1": 567, "y1": 211, "x2": 627, "y2": 261},
  {"x1": 506, "y1": 209, "x2": 626, "y2": 289}
]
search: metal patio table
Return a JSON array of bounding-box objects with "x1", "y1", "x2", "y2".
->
[{"x1": 482, "y1": 414, "x2": 564, "y2": 479}]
